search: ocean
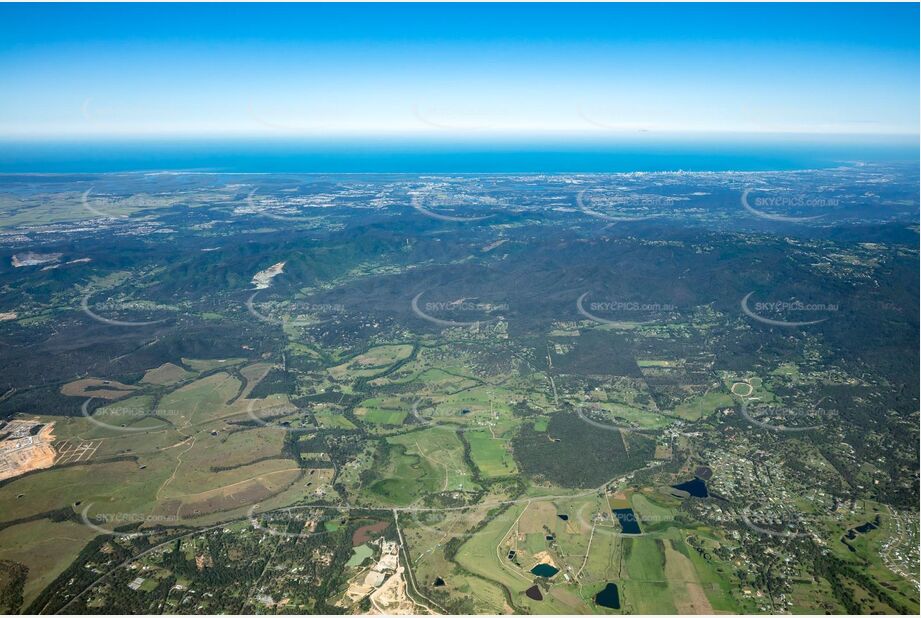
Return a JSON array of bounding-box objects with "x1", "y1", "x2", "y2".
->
[{"x1": 0, "y1": 135, "x2": 916, "y2": 174}]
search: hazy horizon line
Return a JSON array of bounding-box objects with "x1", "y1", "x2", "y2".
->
[{"x1": 1, "y1": 130, "x2": 918, "y2": 143}]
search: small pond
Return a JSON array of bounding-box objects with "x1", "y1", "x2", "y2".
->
[
  {"x1": 613, "y1": 508, "x2": 642, "y2": 534},
  {"x1": 530, "y1": 563, "x2": 560, "y2": 578},
  {"x1": 595, "y1": 583, "x2": 620, "y2": 609}
]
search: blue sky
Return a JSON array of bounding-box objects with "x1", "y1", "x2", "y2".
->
[{"x1": 0, "y1": 3, "x2": 918, "y2": 138}]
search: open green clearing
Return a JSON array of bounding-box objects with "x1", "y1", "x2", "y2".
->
[{"x1": 465, "y1": 429, "x2": 517, "y2": 478}]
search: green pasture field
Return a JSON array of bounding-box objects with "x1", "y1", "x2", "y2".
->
[
  {"x1": 365, "y1": 444, "x2": 438, "y2": 506},
  {"x1": 592, "y1": 402, "x2": 673, "y2": 430},
  {"x1": 156, "y1": 372, "x2": 243, "y2": 428},
  {"x1": 328, "y1": 344, "x2": 413, "y2": 379},
  {"x1": 452, "y1": 500, "x2": 580, "y2": 614},
  {"x1": 356, "y1": 396, "x2": 410, "y2": 426},
  {"x1": 464, "y1": 429, "x2": 517, "y2": 478},
  {"x1": 141, "y1": 362, "x2": 195, "y2": 385},
  {"x1": 672, "y1": 389, "x2": 734, "y2": 421},
  {"x1": 389, "y1": 429, "x2": 479, "y2": 494},
  {"x1": 0, "y1": 365, "x2": 327, "y2": 611},
  {"x1": 0, "y1": 518, "x2": 101, "y2": 608},
  {"x1": 630, "y1": 492, "x2": 679, "y2": 531},
  {"x1": 314, "y1": 411, "x2": 356, "y2": 429}
]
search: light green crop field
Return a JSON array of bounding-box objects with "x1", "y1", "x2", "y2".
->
[
  {"x1": 364, "y1": 409, "x2": 408, "y2": 426},
  {"x1": 314, "y1": 411, "x2": 356, "y2": 429},
  {"x1": 356, "y1": 396, "x2": 410, "y2": 426}
]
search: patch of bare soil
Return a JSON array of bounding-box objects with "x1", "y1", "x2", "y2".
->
[
  {"x1": 352, "y1": 520, "x2": 391, "y2": 546},
  {"x1": 0, "y1": 421, "x2": 56, "y2": 481}
]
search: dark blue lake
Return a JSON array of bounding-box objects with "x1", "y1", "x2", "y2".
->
[
  {"x1": 530, "y1": 563, "x2": 560, "y2": 578},
  {"x1": 595, "y1": 583, "x2": 621, "y2": 609},
  {"x1": 613, "y1": 508, "x2": 642, "y2": 534},
  {"x1": 672, "y1": 478, "x2": 709, "y2": 498}
]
